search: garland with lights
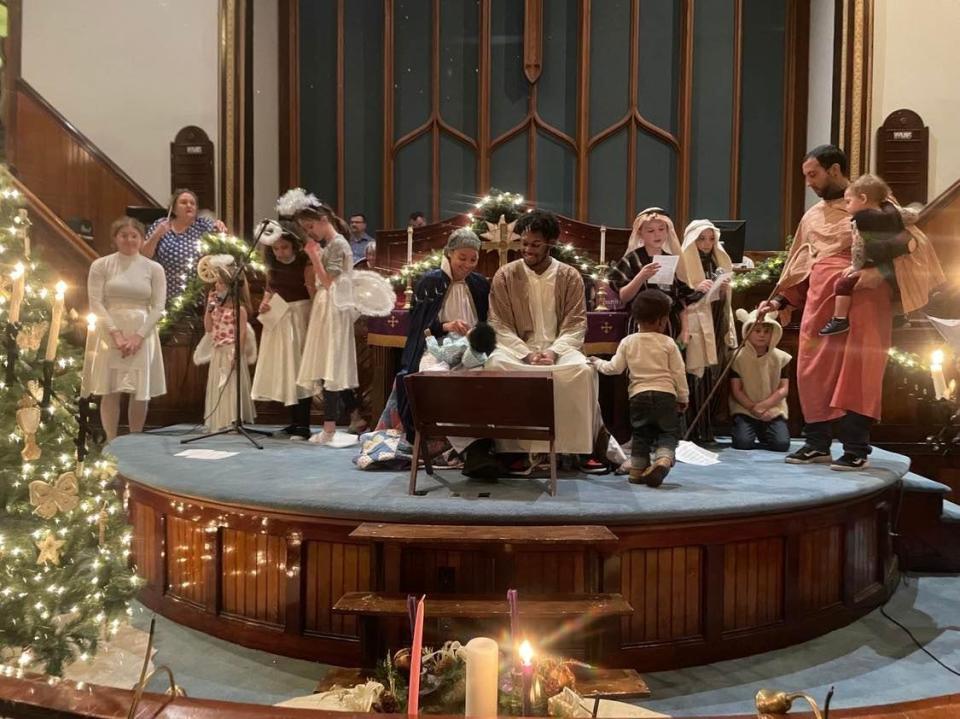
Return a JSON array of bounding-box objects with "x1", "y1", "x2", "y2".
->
[
  {"x1": 0, "y1": 169, "x2": 138, "y2": 676},
  {"x1": 157, "y1": 232, "x2": 264, "y2": 334}
]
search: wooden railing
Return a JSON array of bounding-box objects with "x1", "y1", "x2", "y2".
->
[
  {"x1": 9, "y1": 80, "x2": 161, "y2": 258},
  {"x1": 8, "y1": 172, "x2": 95, "y2": 311},
  {"x1": 918, "y1": 176, "x2": 960, "y2": 281}
]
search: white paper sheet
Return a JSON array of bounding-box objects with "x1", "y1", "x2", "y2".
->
[
  {"x1": 256, "y1": 292, "x2": 290, "y2": 331},
  {"x1": 648, "y1": 254, "x2": 679, "y2": 286},
  {"x1": 175, "y1": 449, "x2": 239, "y2": 460},
  {"x1": 704, "y1": 270, "x2": 733, "y2": 304},
  {"x1": 675, "y1": 440, "x2": 720, "y2": 466},
  {"x1": 926, "y1": 315, "x2": 960, "y2": 353}
]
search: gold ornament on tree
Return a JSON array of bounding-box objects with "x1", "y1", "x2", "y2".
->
[
  {"x1": 36, "y1": 532, "x2": 65, "y2": 566},
  {"x1": 98, "y1": 502, "x2": 109, "y2": 545},
  {"x1": 29, "y1": 471, "x2": 80, "y2": 520},
  {"x1": 480, "y1": 215, "x2": 522, "y2": 267},
  {"x1": 16, "y1": 322, "x2": 48, "y2": 352},
  {"x1": 15, "y1": 394, "x2": 42, "y2": 461}
]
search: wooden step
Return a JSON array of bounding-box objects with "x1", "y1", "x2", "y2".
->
[
  {"x1": 334, "y1": 592, "x2": 633, "y2": 619},
  {"x1": 349, "y1": 522, "x2": 618, "y2": 545}
]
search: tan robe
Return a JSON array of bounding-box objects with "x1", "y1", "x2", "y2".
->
[{"x1": 486, "y1": 258, "x2": 600, "y2": 454}]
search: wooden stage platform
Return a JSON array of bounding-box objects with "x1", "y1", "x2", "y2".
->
[{"x1": 117, "y1": 431, "x2": 906, "y2": 672}]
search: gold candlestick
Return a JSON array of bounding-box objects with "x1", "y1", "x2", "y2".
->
[
  {"x1": 403, "y1": 276, "x2": 413, "y2": 310},
  {"x1": 595, "y1": 278, "x2": 610, "y2": 312}
]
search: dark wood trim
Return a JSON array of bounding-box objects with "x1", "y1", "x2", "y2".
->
[
  {"x1": 219, "y1": 0, "x2": 230, "y2": 217},
  {"x1": 431, "y1": 0, "x2": 441, "y2": 222},
  {"x1": 277, "y1": 0, "x2": 300, "y2": 191},
  {"x1": 575, "y1": 0, "x2": 591, "y2": 220},
  {"x1": 859, "y1": 0, "x2": 874, "y2": 174},
  {"x1": 8, "y1": 173, "x2": 97, "y2": 262},
  {"x1": 781, "y1": 0, "x2": 810, "y2": 242},
  {"x1": 382, "y1": 0, "x2": 395, "y2": 228},
  {"x1": 4, "y1": 0, "x2": 23, "y2": 171},
  {"x1": 677, "y1": 0, "x2": 694, "y2": 226},
  {"x1": 729, "y1": 0, "x2": 743, "y2": 218},
  {"x1": 831, "y1": 0, "x2": 844, "y2": 146},
  {"x1": 336, "y1": 0, "x2": 345, "y2": 214},
  {"x1": 477, "y1": 0, "x2": 491, "y2": 196},
  {"x1": 243, "y1": 0, "x2": 254, "y2": 233},
  {"x1": 918, "y1": 175, "x2": 960, "y2": 221},
  {"x1": 14, "y1": 80, "x2": 159, "y2": 206},
  {"x1": 523, "y1": 0, "x2": 544, "y2": 84}
]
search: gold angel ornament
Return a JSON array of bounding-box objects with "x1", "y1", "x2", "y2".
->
[
  {"x1": 29, "y1": 471, "x2": 80, "y2": 519},
  {"x1": 16, "y1": 394, "x2": 42, "y2": 461}
]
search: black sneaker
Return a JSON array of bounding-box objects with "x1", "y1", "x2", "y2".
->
[
  {"x1": 288, "y1": 425, "x2": 312, "y2": 440},
  {"x1": 280, "y1": 423, "x2": 298, "y2": 435},
  {"x1": 785, "y1": 446, "x2": 832, "y2": 464},
  {"x1": 819, "y1": 317, "x2": 850, "y2": 336},
  {"x1": 831, "y1": 453, "x2": 869, "y2": 471}
]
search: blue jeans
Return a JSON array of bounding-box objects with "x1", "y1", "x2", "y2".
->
[
  {"x1": 629, "y1": 391, "x2": 680, "y2": 467},
  {"x1": 731, "y1": 414, "x2": 790, "y2": 452}
]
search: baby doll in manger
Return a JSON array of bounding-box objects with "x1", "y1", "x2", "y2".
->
[{"x1": 421, "y1": 321, "x2": 497, "y2": 371}]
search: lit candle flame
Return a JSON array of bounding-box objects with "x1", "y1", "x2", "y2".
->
[
  {"x1": 10, "y1": 262, "x2": 24, "y2": 280},
  {"x1": 931, "y1": 349, "x2": 944, "y2": 367},
  {"x1": 519, "y1": 639, "x2": 534, "y2": 666},
  {"x1": 86, "y1": 313, "x2": 97, "y2": 331},
  {"x1": 54, "y1": 281, "x2": 66, "y2": 299}
]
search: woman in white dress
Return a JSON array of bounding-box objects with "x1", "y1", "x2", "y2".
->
[
  {"x1": 84, "y1": 217, "x2": 166, "y2": 440},
  {"x1": 292, "y1": 198, "x2": 361, "y2": 444}
]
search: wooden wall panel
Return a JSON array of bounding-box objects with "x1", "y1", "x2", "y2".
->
[
  {"x1": 514, "y1": 551, "x2": 586, "y2": 594},
  {"x1": 303, "y1": 541, "x2": 372, "y2": 638},
  {"x1": 797, "y1": 525, "x2": 842, "y2": 612},
  {"x1": 129, "y1": 503, "x2": 162, "y2": 591},
  {"x1": 722, "y1": 537, "x2": 784, "y2": 632},
  {"x1": 12, "y1": 82, "x2": 159, "y2": 257},
  {"x1": 399, "y1": 549, "x2": 496, "y2": 595},
  {"x1": 166, "y1": 515, "x2": 209, "y2": 607},
  {"x1": 847, "y1": 515, "x2": 879, "y2": 602},
  {"x1": 620, "y1": 546, "x2": 702, "y2": 644},
  {"x1": 221, "y1": 529, "x2": 287, "y2": 626}
]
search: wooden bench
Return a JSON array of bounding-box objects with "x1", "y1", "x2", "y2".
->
[{"x1": 403, "y1": 371, "x2": 557, "y2": 495}]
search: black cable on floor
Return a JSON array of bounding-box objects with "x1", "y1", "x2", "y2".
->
[{"x1": 881, "y1": 570, "x2": 960, "y2": 679}]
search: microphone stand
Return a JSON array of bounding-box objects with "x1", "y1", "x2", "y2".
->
[{"x1": 182, "y1": 223, "x2": 273, "y2": 449}]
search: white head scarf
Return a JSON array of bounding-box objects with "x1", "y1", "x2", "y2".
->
[
  {"x1": 680, "y1": 219, "x2": 732, "y2": 287},
  {"x1": 625, "y1": 208, "x2": 683, "y2": 257}
]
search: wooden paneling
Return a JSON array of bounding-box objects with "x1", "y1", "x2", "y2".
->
[
  {"x1": 846, "y1": 514, "x2": 879, "y2": 602},
  {"x1": 398, "y1": 548, "x2": 496, "y2": 595},
  {"x1": 12, "y1": 81, "x2": 159, "y2": 257},
  {"x1": 166, "y1": 515, "x2": 209, "y2": 607},
  {"x1": 221, "y1": 529, "x2": 287, "y2": 626},
  {"x1": 722, "y1": 537, "x2": 784, "y2": 632},
  {"x1": 515, "y1": 551, "x2": 586, "y2": 595},
  {"x1": 620, "y1": 546, "x2": 702, "y2": 644},
  {"x1": 303, "y1": 541, "x2": 372, "y2": 638},
  {"x1": 797, "y1": 525, "x2": 842, "y2": 612},
  {"x1": 129, "y1": 502, "x2": 162, "y2": 591}
]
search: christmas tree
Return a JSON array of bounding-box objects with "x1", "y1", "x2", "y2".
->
[{"x1": 0, "y1": 169, "x2": 139, "y2": 676}]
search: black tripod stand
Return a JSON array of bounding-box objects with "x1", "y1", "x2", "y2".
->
[{"x1": 182, "y1": 225, "x2": 273, "y2": 449}]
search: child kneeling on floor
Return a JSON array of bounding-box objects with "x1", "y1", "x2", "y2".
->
[
  {"x1": 591, "y1": 289, "x2": 688, "y2": 487},
  {"x1": 729, "y1": 308, "x2": 792, "y2": 451}
]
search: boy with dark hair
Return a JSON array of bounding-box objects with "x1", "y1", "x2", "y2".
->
[{"x1": 591, "y1": 289, "x2": 688, "y2": 486}]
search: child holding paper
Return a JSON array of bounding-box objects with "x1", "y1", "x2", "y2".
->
[
  {"x1": 607, "y1": 208, "x2": 708, "y2": 343},
  {"x1": 251, "y1": 220, "x2": 316, "y2": 439}
]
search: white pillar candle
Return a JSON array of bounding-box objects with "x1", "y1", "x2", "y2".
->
[
  {"x1": 599, "y1": 225, "x2": 606, "y2": 264},
  {"x1": 407, "y1": 225, "x2": 414, "y2": 265},
  {"x1": 463, "y1": 637, "x2": 499, "y2": 718},
  {"x1": 931, "y1": 350, "x2": 947, "y2": 400},
  {"x1": 8, "y1": 262, "x2": 25, "y2": 325},
  {"x1": 44, "y1": 281, "x2": 66, "y2": 361}
]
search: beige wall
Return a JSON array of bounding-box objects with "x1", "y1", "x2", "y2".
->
[
  {"x1": 21, "y1": 0, "x2": 220, "y2": 205},
  {"x1": 252, "y1": 0, "x2": 280, "y2": 225},
  {"x1": 872, "y1": 0, "x2": 960, "y2": 200}
]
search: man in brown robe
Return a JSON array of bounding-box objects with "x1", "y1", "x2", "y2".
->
[{"x1": 486, "y1": 210, "x2": 602, "y2": 456}]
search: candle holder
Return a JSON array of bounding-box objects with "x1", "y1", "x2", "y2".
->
[
  {"x1": 40, "y1": 359, "x2": 54, "y2": 412},
  {"x1": 75, "y1": 394, "x2": 93, "y2": 464},
  {"x1": 16, "y1": 394, "x2": 42, "y2": 461},
  {"x1": 404, "y1": 276, "x2": 414, "y2": 310},
  {"x1": 5, "y1": 320, "x2": 20, "y2": 385},
  {"x1": 594, "y1": 278, "x2": 610, "y2": 312}
]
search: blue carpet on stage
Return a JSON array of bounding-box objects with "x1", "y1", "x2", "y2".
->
[{"x1": 111, "y1": 428, "x2": 908, "y2": 524}]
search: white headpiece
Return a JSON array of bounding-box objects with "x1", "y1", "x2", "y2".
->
[
  {"x1": 256, "y1": 219, "x2": 286, "y2": 246},
  {"x1": 276, "y1": 188, "x2": 322, "y2": 219}
]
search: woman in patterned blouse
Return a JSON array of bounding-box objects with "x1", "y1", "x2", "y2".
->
[{"x1": 143, "y1": 188, "x2": 227, "y2": 305}]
